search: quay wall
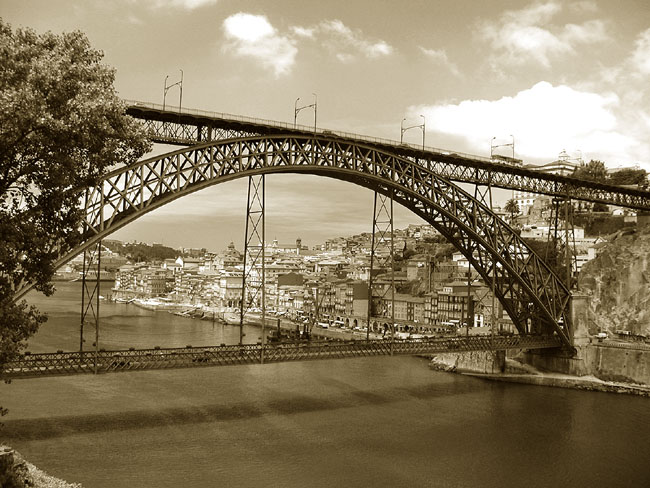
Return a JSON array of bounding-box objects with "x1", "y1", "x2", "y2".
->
[
  {"x1": 523, "y1": 343, "x2": 650, "y2": 385},
  {"x1": 429, "y1": 342, "x2": 650, "y2": 387},
  {"x1": 429, "y1": 350, "x2": 506, "y2": 374},
  {"x1": 520, "y1": 292, "x2": 650, "y2": 385}
]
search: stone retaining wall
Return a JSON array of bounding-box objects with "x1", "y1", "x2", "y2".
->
[
  {"x1": 429, "y1": 350, "x2": 506, "y2": 374},
  {"x1": 523, "y1": 343, "x2": 650, "y2": 385}
]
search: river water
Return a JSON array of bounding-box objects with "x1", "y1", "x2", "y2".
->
[{"x1": 2, "y1": 282, "x2": 649, "y2": 487}]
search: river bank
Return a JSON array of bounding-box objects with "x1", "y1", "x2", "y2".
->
[
  {"x1": 467, "y1": 371, "x2": 650, "y2": 396},
  {"x1": 0, "y1": 445, "x2": 80, "y2": 488},
  {"x1": 126, "y1": 297, "x2": 386, "y2": 343},
  {"x1": 428, "y1": 353, "x2": 650, "y2": 397}
]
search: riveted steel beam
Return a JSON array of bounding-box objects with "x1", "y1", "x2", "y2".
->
[
  {"x1": 126, "y1": 101, "x2": 650, "y2": 211},
  {"x1": 16, "y1": 135, "x2": 574, "y2": 346},
  {"x1": 3, "y1": 335, "x2": 564, "y2": 377}
]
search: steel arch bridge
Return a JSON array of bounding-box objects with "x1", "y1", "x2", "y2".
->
[
  {"x1": 125, "y1": 101, "x2": 650, "y2": 211},
  {"x1": 31, "y1": 134, "x2": 576, "y2": 347}
]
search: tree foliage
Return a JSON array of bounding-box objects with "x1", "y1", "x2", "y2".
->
[
  {"x1": 607, "y1": 168, "x2": 647, "y2": 187},
  {"x1": 103, "y1": 241, "x2": 178, "y2": 263},
  {"x1": 572, "y1": 160, "x2": 608, "y2": 182},
  {"x1": 0, "y1": 21, "x2": 150, "y2": 377},
  {"x1": 592, "y1": 202, "x2": 609, "y2": 212},
  {"x1": 504, "y1": 198, "x2": 519, "y2": 220},
  {"x1": 523, "y1": 238, "x2": 569, "y2": 286},
  {"x1": 572, "y1": 160, "x2": 647, "y2": 187}
]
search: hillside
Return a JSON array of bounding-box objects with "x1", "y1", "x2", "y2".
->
[{"x1": 578, "y1": 226, "x2": 650, "y2": 337}]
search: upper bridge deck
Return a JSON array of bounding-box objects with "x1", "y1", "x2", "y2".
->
[{"x1": 125, "y1": 100, "x2": 650, "y2": 211}]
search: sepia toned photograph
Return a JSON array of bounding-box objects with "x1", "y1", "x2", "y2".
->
[{"x1": 1, "y1": 1, "x2": 649, "y2": 486}]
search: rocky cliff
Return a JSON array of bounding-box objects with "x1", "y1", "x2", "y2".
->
[{"x1": 578, "y1": 226, "x2": 650, "y2": 337}]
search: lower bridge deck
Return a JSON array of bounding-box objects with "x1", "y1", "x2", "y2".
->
[{"x1": 4, "y1": 334, "x2": 563, "y2": 378}]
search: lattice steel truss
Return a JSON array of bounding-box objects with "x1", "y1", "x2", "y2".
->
[
  {"x1": 545, "y1": 197, "x2": 580, "y2": 290},
  {"x1": 80, "y1": 241, "x2": 101, "y2": 372},
  {"x1": 472, "y1": 172, "x2": 498, "y2": 333},
  {"x1": 126, "y1": 103, "x2": 650, "y2": 211},
  {"x1": 240, "y1": 175, "x2": 266, "y2": 348},
  {"x1": 367, "y1": 191, "x2": 395, "y2": 342},
  {"x1": 4, "y1": 335, "x2": 564, "y2": 378},
  {"x1": 18, "y1": 135, "x2": 574, "y2": 346},
  {"x1": 136, "y1": 117, "x2": 257, "y2": 145}
]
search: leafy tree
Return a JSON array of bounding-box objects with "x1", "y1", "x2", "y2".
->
[
  {"x1": 592, "y1": 202, "x2": 609, "y2": 212},
  {"x1": 422, "y1": 234, "x2": 447, "y2": 245},
  {"x1": 121, "y1": 242, "x2": 177, "y2": 262},
  {"x1": 572, "y1": 160, "x2": 607, "y2": 182},
  {"x1": 607, "y1": 168, "x2": 647, "y2": 187},
  {"x1": 0, "y1": 21, "x2": 150, "y2": 388},
  {"x1": 504, "y1": 198, "x2": 519, "y2": 222}
]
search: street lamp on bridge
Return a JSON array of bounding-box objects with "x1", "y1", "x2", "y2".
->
[
  {"x1": 400, "y1": 115, "x2": 426, "y2": 150},
  {"x1": 163, "y1": 69, "x2": 183, "y2": 112},
  {"x1": 294, "y1": 93, "x2": 317, "y2": 132},
  {"x1": 490, "y1": 134, "x2": 515, "y2": 159}
]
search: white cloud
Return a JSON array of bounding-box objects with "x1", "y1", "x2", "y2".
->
[
  {"x1": 336, "y1": 52, "x2": 355, "y2": 64},
  {"x1": 570, "y1": 0, "x2": 599, "y2": 13},
  {"x1": 419, "y1": 47, "x2": 461, "y2": 77},
  {"x1": 563, "y1": 20, "x2": 607, "y2": 44},
  {"x1": 222, "y1": 13, "x2": 297, "y2": 77},
  {"x1": 479, "y1": 1, "x2": 608, "y2": 68},
  {"x1": 224, "y1": 13, "x2": 275, "y2": 42},
  {"x1": 221, "y1": 15, "x2": 391, "y2": 76},
  {"x1": 318, "y1": 20, "x2": 394, "y2": 60},
  {"x1": 290, "y1": 26, "x2": 315, "y2": 39},
  {"x1": 411, "y1": 81, "x2": 649, "y2": 168},
  {"x1": 631, "y1": 28, "x2": 650, "y2": 75}
]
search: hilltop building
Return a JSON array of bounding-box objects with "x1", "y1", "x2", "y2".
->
[{"x1": 515, "y1": 150, "x2": 582, "y2": 213}]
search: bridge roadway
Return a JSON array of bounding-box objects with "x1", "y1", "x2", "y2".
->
[
  {"x1": 125, "y1": 100, "x2": 650, "y2": 211},
  {"x1": 5, "y1": 334, "x2": 563, "y2": 378}
]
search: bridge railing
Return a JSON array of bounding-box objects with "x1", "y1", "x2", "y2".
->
[
  {"x1": 4, "y1": 335, "x2": 563, "y2": 378},
  {"x1": 124, "y1": 99, "x2": 496, "y2": 165}
]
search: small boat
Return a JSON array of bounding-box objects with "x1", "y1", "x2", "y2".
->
[{"x1": 223, "y1": 312, "x2": 241, "y2": 325}]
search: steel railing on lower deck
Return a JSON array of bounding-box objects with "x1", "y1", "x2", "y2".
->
[{"x1": 3, "y1": 335, "x2": 563, "y2": 378}]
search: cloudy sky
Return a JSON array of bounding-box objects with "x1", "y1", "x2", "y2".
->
[{"x1": 3, "y1": 0, "x2": 650, "y2": 251}]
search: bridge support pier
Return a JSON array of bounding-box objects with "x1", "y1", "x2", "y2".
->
[
  {"x1": 522, "y1": 292, "x2": 593, "y2": 374},
  {"x1": 240, "y1": 175, "x2": 266, "y2": 347},
  {"x1": 367, "y1": 190, "x2": 395, "y2": 349},
  {"x1": 569, "y1": 292, "x2": 591, "y2": 347},
  {"x1": 80, "y1": 241, "x2": 101, "y2": 374}
]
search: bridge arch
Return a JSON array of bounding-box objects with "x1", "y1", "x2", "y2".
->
[{"x1": 40, "y1": 134, "x2": 572, "y2": 345}]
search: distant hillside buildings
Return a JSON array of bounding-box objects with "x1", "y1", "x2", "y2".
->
[{"x1": 107, "y1": 175, "x2": 625, "y2": 337}]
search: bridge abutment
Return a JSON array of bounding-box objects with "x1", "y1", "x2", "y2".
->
[
  {"x1": 522, "y1": 292, "x2": 592, "y2": 375},
  {"x1": 520, "y1": 292, "x2": 650, "y2": 385},
  {"x1": 569, "y1": 292, "x2": 591, "y2": 347}
]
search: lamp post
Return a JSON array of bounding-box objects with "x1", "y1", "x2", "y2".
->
[
  {"x1": 401, "y1": 115, "x2": 426, "y2": 149},
  {"x1": 490, "y1": 134, "x2": 515, "y2": 160},
  {"x1": 294, "y1": 97, "x2": 300, "y2": 128},
  {"x1": 294, "y1": 93, "x2": 317, "y2": 132},
  {"x1": 313, "y1": 93, "x2": 317, "y2": 133},
  {"x1": 420, "y1": 115, "x2": 426, "y2": 151},
  {"x1": 163, "y1": 69, "x2": 183, "y2": 112}
]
